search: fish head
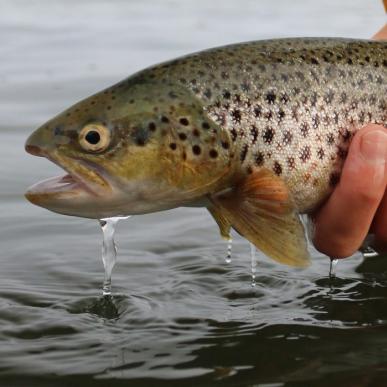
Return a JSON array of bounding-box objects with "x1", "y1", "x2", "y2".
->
[{"x1": 25, "y1": 79, "x2": 233, "y2": 219}]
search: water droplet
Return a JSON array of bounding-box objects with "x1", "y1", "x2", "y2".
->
[
  {"x1": 329, "y1": 258, "x2": 339, "y2": 278},
  {"x1": 225, "y1": 238, "x2": 232, "y2": 263},
  {"x1": 99, "y1": 216, "x2": 130, "y2": 296},
  {"x1": 360, "y1": 245, "x2": 379, "y2": 258},
  {"x1": 250, "y1": 243, "x2": 257, "y2": 287}
]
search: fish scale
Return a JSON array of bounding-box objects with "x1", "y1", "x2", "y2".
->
[{"x1": 25, "y1": 37, "x2": 386, "y2": 267}]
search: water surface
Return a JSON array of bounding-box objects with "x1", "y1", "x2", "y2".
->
[{"x1": 1, "y1": 1, "x2": 387, "y2": 385}]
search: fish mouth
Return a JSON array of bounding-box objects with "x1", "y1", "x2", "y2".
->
[{"x1": 25, "y1": 145, "x2": 112, "y2": 211}]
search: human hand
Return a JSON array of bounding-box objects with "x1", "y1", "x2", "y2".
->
[{"x1": 312, "y1": 24, "x2": 387, "y2": 258}]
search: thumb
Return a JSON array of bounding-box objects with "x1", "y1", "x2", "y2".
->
[{"x1": 313, "y1": 124, "x2": 387, "y2": 258}]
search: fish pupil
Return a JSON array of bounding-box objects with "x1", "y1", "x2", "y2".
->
[{"x1": 85, "y1": 130, "x2": 100, "y2": 144}]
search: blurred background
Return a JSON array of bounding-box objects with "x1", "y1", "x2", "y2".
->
[{"x1": 0, "y1": 1, "x2": 386, "y2": 386}]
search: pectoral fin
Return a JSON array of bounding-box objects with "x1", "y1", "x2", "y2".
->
[{"x1": 209, "y1": 169, "x2": 310, "y2": 267}]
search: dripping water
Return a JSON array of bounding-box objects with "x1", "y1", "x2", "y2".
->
[
  {"x1": 329, "y1": 258, "x2": 339, "y2": 278},
  {"x1": 99, "y1": 216, "x2": 130, "y2": 296},
  {"x1": 225, "y1": 238, "x2": 233, "y2": 263},
  {"x1": 250, "y1": 243, "x2": 257, "y2": 287}
]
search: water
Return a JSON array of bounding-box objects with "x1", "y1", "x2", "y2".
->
[
  {"x1": 250, "y1": 243, "x2": 257, "y2": 287},
  {"x1": 225, "y1": 238, "x2": 233, "y2": 264},
  {"x1": 99, "y1": 216, "x2": 130, "y2": 296},
  {"x1": 329, "y1": 258, "x2": 339, "y2": 278},
  {"x1": 1, "y1": 0, "x2": 386, "y2": 385}
]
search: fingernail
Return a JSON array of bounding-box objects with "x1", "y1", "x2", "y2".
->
[{"x1": 360, "y1": 129, "x2": 387, "y2": 164}]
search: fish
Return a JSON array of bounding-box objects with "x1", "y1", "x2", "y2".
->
[{"x1": 25, "y1": 38, "x2": 386, "y2": 267}]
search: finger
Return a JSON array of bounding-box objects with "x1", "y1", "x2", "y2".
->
[
  {"x1": 371, "y1": 189, "x2": 387, "y2": 248},
  {"x1": 313, "y1": 125, "x2": 387, "y2": 258}
]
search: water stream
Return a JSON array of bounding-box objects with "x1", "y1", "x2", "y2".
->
[
  {"x1": 225, "y1": 238, "x2": 233, "y2": 263},
  {"x1": 99, "y1": 216, "x2": 130, "y2": 296},
  {"x1": 250, "y1": 243, "x2": 257, "y2": 287}
]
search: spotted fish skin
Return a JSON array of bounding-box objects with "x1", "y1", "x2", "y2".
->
[{"x1": 128, "y1": 38, "x2": 386, "y2": 212}]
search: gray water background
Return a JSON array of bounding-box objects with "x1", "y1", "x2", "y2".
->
[{"x1": 1, "y1": 1, "x2": 387, "y2": 385}]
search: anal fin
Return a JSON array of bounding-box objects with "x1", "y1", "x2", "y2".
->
[{"x1": 209, "y1": 168, "x2": 310, "y2": 267}]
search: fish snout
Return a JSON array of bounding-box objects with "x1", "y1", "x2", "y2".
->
[
  {"x1": 25, "y1": 126, "x2": 55, "y2": 157},
  {"x1": 25, "y1": 144, "x2": 45, "y2": 157}
]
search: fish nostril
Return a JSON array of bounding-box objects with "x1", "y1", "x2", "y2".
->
[{"x1": 25, "y1": 144, "x2": 44, "y2": 157}]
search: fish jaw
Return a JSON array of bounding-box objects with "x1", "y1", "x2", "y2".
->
[
  {"x1": 25, "y1": 130, "x2": 118, "y2": 218},
  {"x1": 24, "y1": 153, "x2": 120, "y2": 219}
]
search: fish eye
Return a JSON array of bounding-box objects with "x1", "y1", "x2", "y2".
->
[{"x1": 79, "y1": 123, "x2": 111, "y2": 152}]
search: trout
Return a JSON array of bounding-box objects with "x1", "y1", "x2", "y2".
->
[{"x1": 25, "y1": 38, "x2": 386, "y2": 267}]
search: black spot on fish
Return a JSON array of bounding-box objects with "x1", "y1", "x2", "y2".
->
[
  {"x1": 255, "y1": 152, "x2": 264, "y2": 166},
  {"x1": 178, "y1": 133, "x2": 187, "y2": 141},
  {"x1": 264, "y1": 111, "x2": 273, "y2": 121},
  {"x1": 263, "y1": 127, "x2": 274, "y2": 144},
  {"x1": 282, "y1": 130, "x2": 292, "y2": 145},
  {"x1": 324, "y1": 90, "x2": 335, "y2": 104},
  {"x1": 230, "y1": 128, "x2": 238, "y2": 142},
  {"x1": 231, "y1": 109, "x2": 242, "y2": 124},
  {"x1": 299, "y1": 145, "x2": 311, "y2": 162},
  {"x1": 273, "y1": 161, "x2": 282, "y2": 176},
  {"x1": 333, "y1": 111, "x2": 339, "y2": 124},
  {"x1": 202, "y1": 122, "x2": 210, "y2": 130},
  {"x1": 317, "y1": 147, "x2": 325, "y2": 160},
  {"x1": 221, "y1": 141, "x2": 230, "y2": 149},
  {"x1": 131, "y1": 124, "x2": 150, "y2": 146},
  {"x1": 277, "y1": 109, "x2": 286, "y2": 121},
  {"x1": 192, "y1": 145, "x2": 201, "y2": 155},
  {"x1": 281, "y1": 93, "x2": 290, "y2": 104},
  {"x1": 179, "y1": 118, "x2": 189, "y2": 126},
  {"x1": 169, "y1": 143, "x2": 177, "y2": 150},
  {"x1": 221, "y1": 71, "x2": 229, "y2": 80},
  {"x1": 265, "y1": 92, "x2": 276, "y2": 104},
  {"x1": 161, "y1": 116, "x2": 169, "y2": 123},
  {"x1": 326, "y1": 133, "x2": 335, "y2": 145},
  {"x1": 254, "y1": 106, "x2": 262, "y2": 118},
  {"x1": 340, "y1": 92, "x2": 348, "y2": 104},
  {"x1": 312, "y1": 114, "x2": 320, "y2": 129},
  {"x1": 300, "y1": 122, "x2": 309, "y2": 137},
  {"x1": 168, "y1": 91, "x2": 178, "y2": 99},
  {"x1": 241, "y1": 82, "x2": 250, "y2": 92},
  {"x1": 280, "y1": 73, "x2": 288, "y2": 82},
  {"x1": 209, "y1": 149, "x2": 218, "y2": 159},
  {"x1": 240, "y1": 144, "x2": 248, "y2": 163},
  {"x1": 223, "y1": 90, "x2": 231, "y2": 99},
  {"x1": 287, "y1": 156, "x2": 295, "y2": 170},
  {"x1": 204, "y1": 89, "x2": 212, "y2": 99},
  {"x1": 250, "y1": 125, "x2": 258, "y2": 143},
  {"x1": 148, "y1": 122, "x2": 156, "y2": 131}
]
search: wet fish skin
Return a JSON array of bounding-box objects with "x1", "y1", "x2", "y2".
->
[{"x1": 25, "y1": 38, "x2": 386, "y2": 266}]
